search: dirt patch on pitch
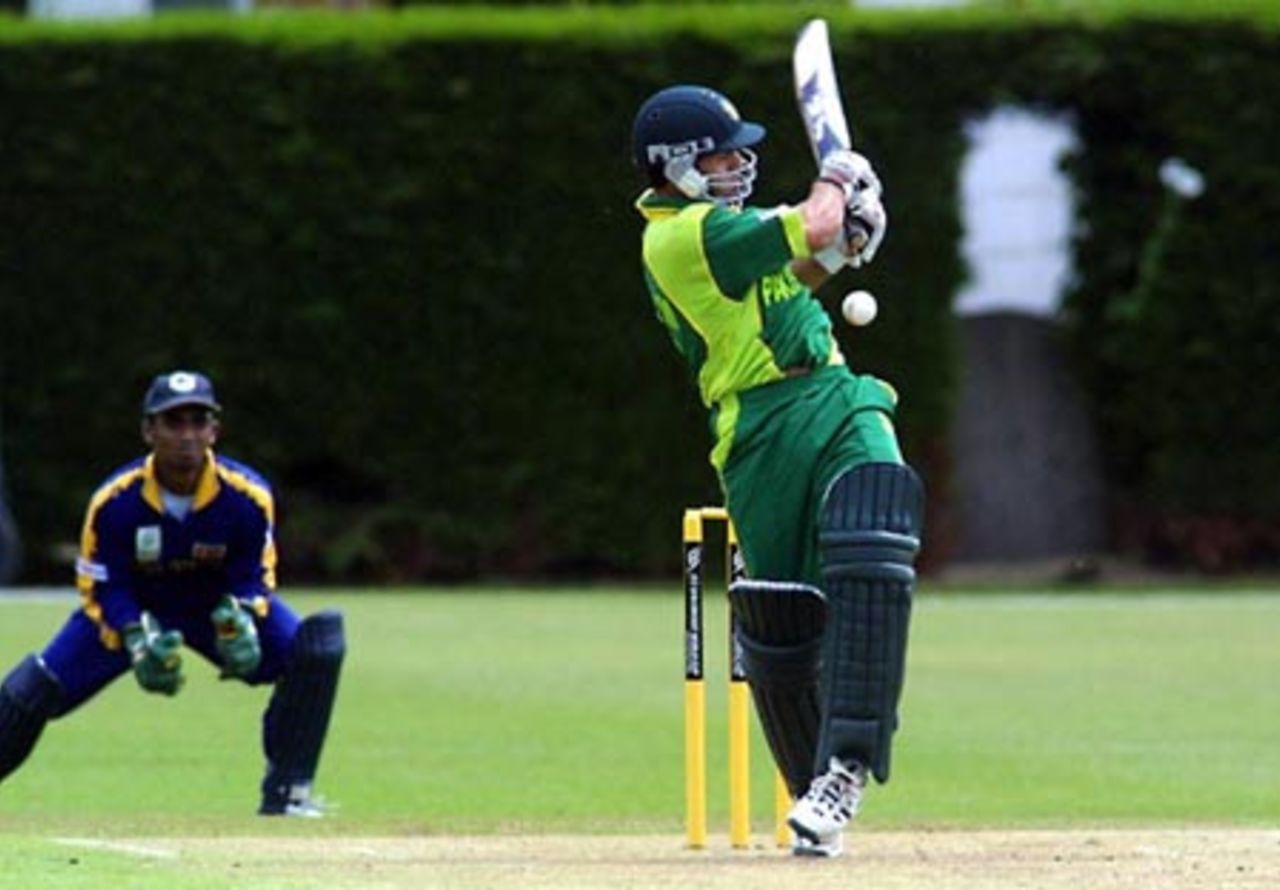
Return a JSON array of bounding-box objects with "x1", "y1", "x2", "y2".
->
[{"x1": 74, "y1": 829, "x2": 1280, "y2": 889}]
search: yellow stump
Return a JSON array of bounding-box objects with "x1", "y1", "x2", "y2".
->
[
  {"x1": 727, "y1": 678, "x2": 751, "y2": 848},
  {"x1": 683, "y1": 505, "x2": 792, "y2": 851},
  {"x1": 684, "y1": 679, "x2": 707, "y2": 848},
  {"x1": 775, "y1": 771, "x2": 792, "y2": 848},
  {"x1": 682, "y1": 509, "x2": 707, "y2": 849}
]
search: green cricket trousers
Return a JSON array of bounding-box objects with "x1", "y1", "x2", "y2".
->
[{"x1": 719, "y1": 365, "x2": 903, "y2": 585}]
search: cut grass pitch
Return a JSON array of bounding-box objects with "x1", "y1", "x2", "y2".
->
[
  {"x1": 7, "y1": 830, "x2": 1280, "y2": 890},
  {"x1": 0, "y1": 587, "x2": 1277, "y2": 843}
]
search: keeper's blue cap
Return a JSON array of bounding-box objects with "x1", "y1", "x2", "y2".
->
[{"x1": 143, "y1": 370, "x2": 221, "y2": 416}]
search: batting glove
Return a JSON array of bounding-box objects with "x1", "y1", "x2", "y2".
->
[
  {"x1": 813, "y1": 189, "x2": 888, "y2": 273},
  {"x1": 817, "y1": 149, "x2": 882, "y2": 202},
  {"x1": 844, "y1": 187, "x2": 887, "y2": 268}
]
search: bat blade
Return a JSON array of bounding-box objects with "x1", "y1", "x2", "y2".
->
[{"x1": 793, "y1": 18, "x2": 852, "y2": 164}]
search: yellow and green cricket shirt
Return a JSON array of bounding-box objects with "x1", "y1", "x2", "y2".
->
[
  {"x1": 636, "y1": 189, "x2": 902, "y2": 582},
  {"x1": 635, "y1": 189, "x2": 846, "y2": 471}
]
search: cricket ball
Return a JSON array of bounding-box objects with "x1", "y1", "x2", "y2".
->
[{"x1": 841, "y1": 289, "x2": 878, "y2": 327}]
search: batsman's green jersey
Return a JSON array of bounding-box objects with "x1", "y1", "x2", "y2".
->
[{"x1": 636, "y1": 189, "x2": 902, "y2": 583}]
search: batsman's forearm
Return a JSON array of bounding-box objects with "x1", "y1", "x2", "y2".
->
[
  {"x1": 792, "y1": 257, "x2": 834, "y2": 290},
  {"x1": 800, "y1": 180, "x2": 846, "y2": 250}
]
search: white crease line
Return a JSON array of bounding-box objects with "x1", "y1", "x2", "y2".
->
[{"x1": 54, "y1": 837, "x2": 180, "y2": 860}]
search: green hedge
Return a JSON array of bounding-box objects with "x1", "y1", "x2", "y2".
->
[
  {"x1": 1063, "y1": 18, "x2": 1280, "y2": 569},
  {"x1": 1, "y1": 6, "x2": 1276, "y2": 580}
]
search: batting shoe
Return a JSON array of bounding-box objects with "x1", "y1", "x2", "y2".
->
[
  {"x1": 787, "y1": 756, "x2": 868, "y2": 856},
  {"x1": 792, "y1": 832, "x2": 843, "y2": 858}
]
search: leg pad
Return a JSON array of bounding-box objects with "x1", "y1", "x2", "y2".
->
[
  {"x1": 260, "y1": 611, "x2": 345, "y2": 809},
  {"x1": 816, "y1": 463, "x2": 924, "y2": 784},
  {"x1": 0, "y1": 655, "x2": 63, "y2": 782},
  {"x1": 729, "y1": 580, "x2": 827, "y2": 797}
]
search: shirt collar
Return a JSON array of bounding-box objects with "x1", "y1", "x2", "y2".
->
[
  {"x1": 141, "y1": 450, "x2": 221, "y2": 514},
  {"x1": 634, "y1": 188, "x2": 702, "y2": 222}
]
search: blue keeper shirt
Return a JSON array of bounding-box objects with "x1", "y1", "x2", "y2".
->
[{"x1": 74, "y1": 450, "x2": 278, "y2": 650}]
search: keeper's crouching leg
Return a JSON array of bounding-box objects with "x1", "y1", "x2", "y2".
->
[
  {"x1": 816, "y1": 462, "x2": 924, "y2": 784},
  {"x1": 728, "y1": 580, "x2": 827, "y2": 798},
  {"x1": 260, "y1": 611, "x2": 345, "y2": 815},
  {"x1": 0, "y1": 655, "x2": 63, "y2": 783}
]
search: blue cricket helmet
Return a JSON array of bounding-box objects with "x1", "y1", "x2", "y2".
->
[{"x1": 632, "y1": 85, "x2": 766, "y2": 174}]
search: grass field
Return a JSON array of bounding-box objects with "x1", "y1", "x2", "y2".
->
[{"x1": 0, "y1": 586, "x2": 1278, "y2": 887}]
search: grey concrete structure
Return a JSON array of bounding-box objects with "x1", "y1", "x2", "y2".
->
[{"x1": 949, "y1": 313, "x2": 1105, "y2": 562}]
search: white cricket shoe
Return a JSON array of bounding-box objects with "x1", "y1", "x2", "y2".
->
[
  {"x1": 792, "y1": 831, "x2": 843, "y2": 858},
  {"x1": 787, "y1": 757, "x2": 867, "y2": 855},
  {"x1": 259, "y1": 781, "x2": 333, "y2": 818},
  {"x1": 280, "y1": 795, "x2": 329, "y2": 818}
]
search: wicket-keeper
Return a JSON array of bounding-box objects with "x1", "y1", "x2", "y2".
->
[{"x1": 0, "y1": 370, "x2": 345, "y2": 816}]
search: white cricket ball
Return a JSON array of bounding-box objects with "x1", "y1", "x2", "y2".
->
[{"x1": 841, "y1": 289, "x2": 878, "y2": 326}]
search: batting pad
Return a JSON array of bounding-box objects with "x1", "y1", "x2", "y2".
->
[
  {"x1": 816, "y1": 462, "x2": 923, "y2": 784},
  {"x1": 729, "y1": 580, "x2": 827, "y2": 797}
]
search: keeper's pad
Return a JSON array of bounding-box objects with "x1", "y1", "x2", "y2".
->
[
  {"x1": 0, "y1": 655, "x2": 64, "y2": 782},
  {"x1": 728, "y1": 580, "x2": 828, "y2": 797},
  {"x1": 816, "y1": 462, "x2": 923, "y2": 784},
  {"x1": 261, "y1": 611, "x2": 345, "y2": 804}
]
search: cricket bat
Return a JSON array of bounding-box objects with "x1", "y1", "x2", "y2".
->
[
  {"x1": 793, "y1": 19, "x2": 869, "y2": 246},
  {"x1": 793, "y1": 18, "x2": 853, "y2": 165}
]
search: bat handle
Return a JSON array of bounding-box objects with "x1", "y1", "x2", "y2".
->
[{"x1": 845, "y1": 212, "x2": 871, "y2": 251}]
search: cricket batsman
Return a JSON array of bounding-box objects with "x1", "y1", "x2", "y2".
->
[
  {"x1": 632, "y1": 85, "x2": 924, "y2": 856},
  {"x1": 0, "y1": 371, "x2": 345, "y2": 816}
]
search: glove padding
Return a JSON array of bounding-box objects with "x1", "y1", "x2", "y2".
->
[
  {"x1": 815, "y1": 149, "x2": 887, "y2": 271},
  {"x1": 818, "y1": 149, "x2": 882, "y2": 200},
  {"x1": 212, "y1": 595, "x2": 261, "y2": 680},
  {"x1": 814, "y1": 193, "x2": 888, "y2": 272},
  {"x1": 122, "y1": 612, "x2": 184, "y2": 696},
  {"x1": 844, "y1": 187, "x2": 887, "y2": 268}
]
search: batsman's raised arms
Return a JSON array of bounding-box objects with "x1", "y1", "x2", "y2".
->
[{"x1": 794, "y1": 20, "x2": 887, "y2": 271}]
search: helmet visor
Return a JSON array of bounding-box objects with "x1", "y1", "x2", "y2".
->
[{"x1": 719, "y1": 121, "x2": 766, "y2": 154}]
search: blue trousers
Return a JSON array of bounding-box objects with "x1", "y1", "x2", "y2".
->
[{"x1": 40, "y1": 601, "x2": 301, "y2": 718}]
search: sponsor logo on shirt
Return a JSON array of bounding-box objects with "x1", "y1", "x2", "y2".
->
[
  {"x1": 758, "y1": 267, "x2": 804, "y2": 306},
  {"x1": 76, "y1": 557, "x2": 109, "y2": 582},
  {"x1": 135, "y1": 526, "x2": 162, "y2": 563},
  {"x1": 192, "y1": 542, "x2": 228, "y2": 564}
]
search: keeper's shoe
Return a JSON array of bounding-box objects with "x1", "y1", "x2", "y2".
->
[
  {"x1": 259, "y1": 781, "x2": 330, "y2": 818},
  {"x1": 786, "y1": 756, "x2": 867, "y2": 855}
]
